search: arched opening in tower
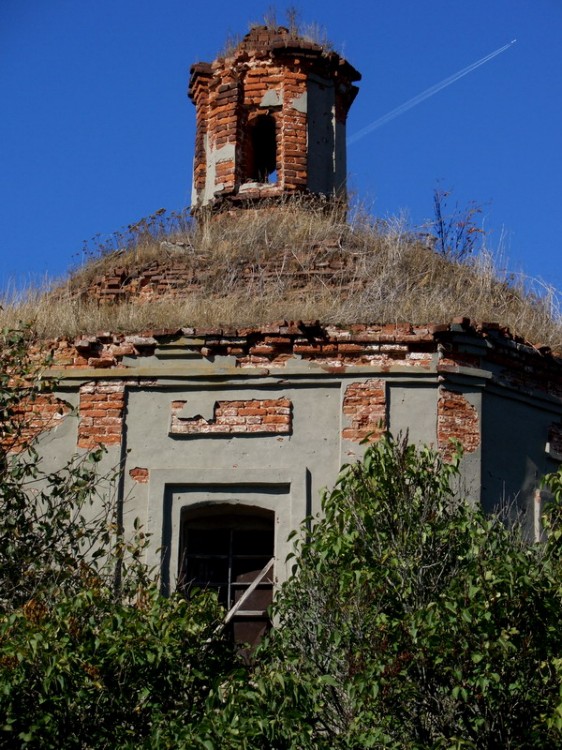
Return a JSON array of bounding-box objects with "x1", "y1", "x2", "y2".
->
[{"x1": 247, "y1": 114, "x2": 277, "y2": 183}]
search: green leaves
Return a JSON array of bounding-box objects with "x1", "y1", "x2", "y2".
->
[
  {"x1": 0, "y1": 329, "x2": 239, "y2": 748},
  {"x1": 3, "y1": 329, "x2": 562, "y2": 748},
  {"x1": 262, "y1": 434, "x2": 562, "y2": 748},
  {"x1": 0, "y1": 587, "x2": 232, "y2": 748}
]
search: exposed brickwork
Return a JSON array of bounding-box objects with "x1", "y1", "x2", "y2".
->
[
  {"x1": 342, "y1": 379, "x2": 386, "y2": 442},
  {"x1": 4, "y1": 394, "x2": 71, "y2": 454},
  {"x1": 43, "y1": 321, "x2": 562, "y2": 398},
  {"x1": 170, "y1": 398, "x2": 292, "y2": 435},
  {"x1": 78, "y1": 381, "x2": 125, "y2": 449},
  {"x1": 188, "y1": 26, "x2": 360, "y2": 208},
  {"x1": 437, "y1": 388, "x2": 480, "y2": 461},
  {"x1": 68, "y1": 243, "x2": 369, "y2": 305},
  {"x1": 11, "y1": 318, "x2": 562, "y2": 516},
  {"x1": 436, "y1": 319, "x2": 562, "y2": 401},
  {"x1": 487, "y1": 350, "x2": 562, "y2": 401},
  {"x1": 439, "y1": 353, "x2": 482, "y2": 370},
  {"x1": 129, "y1": 467, "x2": 149, "y2": 483}
]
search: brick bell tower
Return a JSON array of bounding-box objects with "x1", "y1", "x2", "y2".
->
[{"x1": 188, "y1": 25, "x2": 361, "y2": 209}]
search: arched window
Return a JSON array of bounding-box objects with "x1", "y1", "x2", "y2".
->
[
  {"x1": 246, "y1": 114, "x2": 277, "y2": 183},
  {"x1": 179, "y1": 505, "x2": 274, "y2": 645}
]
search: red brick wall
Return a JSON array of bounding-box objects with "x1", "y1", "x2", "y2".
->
[
  {"x1": 78, "y1": 382, "x2": 125, "y2": 449},
  {"x1": 170, "y1": 398, "x2": 292, "y2": 435},
  {"x1": 3, "y1": 394, "x2": 71, "y2": 453},
  {"x1": 188, "y1": 26, "x2": 359, "y2": 205},
  {"x1": 437, "y1": 388, "x2": 480, "y2": 461},
  {"x1": 342, "y1": 379, "x2": 386, "y2": 442}
]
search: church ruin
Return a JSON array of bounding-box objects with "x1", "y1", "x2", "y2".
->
[{"x1": 20, "y1": 26, "x2": 562, "y2": 645}]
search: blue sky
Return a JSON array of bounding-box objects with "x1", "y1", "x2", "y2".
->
[{"x1": 1, "y1": 0, "x2": 561, "y2": 294}]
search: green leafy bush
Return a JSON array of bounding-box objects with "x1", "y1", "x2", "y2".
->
[
  {"x1": 0, "y1": 588, "x2": 231, "y2": 748},
  {"x1": 258, "y1": 435, "x2": 562, "y2": 748},
  {"x1": 3, "y1": 327, "x2": 562, "y2": 748},
  {"x1": 0, "y1": 330, "x2": 234, "y2": 748}
]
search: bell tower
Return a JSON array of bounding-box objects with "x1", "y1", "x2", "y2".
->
[{"x1": 188, "y1": 25, "x2": 361, "y2": 209}]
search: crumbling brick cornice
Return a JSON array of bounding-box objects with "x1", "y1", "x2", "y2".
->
[
  {"x1": 40, "y1": 319, "x2": 562, "y2": 377},
  {"x1": 188, "y1": 62, "x2": 213, "y2": 101}
]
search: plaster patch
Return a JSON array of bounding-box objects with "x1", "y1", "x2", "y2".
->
[
  {"x1": 290, "y1": 91, "x2": 307, "y2": 113},
  {"x1": 260, "y1": 89, "x2": 282, "y2": 107},
  {"x1": 209, "y1": 142, "x2": 236, "y2": 164}
]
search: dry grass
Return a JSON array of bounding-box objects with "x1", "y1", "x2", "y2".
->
[
  {"x1": 2, "y1": 199, "x2": 562, "y2": 350},
  {"x1": 218, "y1": 12, "x2": 335, "y2": 58}
]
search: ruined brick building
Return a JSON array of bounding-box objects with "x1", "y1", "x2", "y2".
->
[
  {"x1": 27, "y1": 27, "x2": 562, "y2": 644},
  {"x1": 189, "y1": 25, "x2": 359, "y2": 207}
]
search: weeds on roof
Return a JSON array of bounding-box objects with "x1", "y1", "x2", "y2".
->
[{"x1": 1, "y1": 196, "x2": 561, "y2": 350}]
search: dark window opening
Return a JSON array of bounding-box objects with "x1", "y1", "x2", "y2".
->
[
  {"x1": 248, "y1": 114, "x2": 277, "y2": 183},
  {"x1": 179, "y1": 508, "x2": 274, "y2": 646}
]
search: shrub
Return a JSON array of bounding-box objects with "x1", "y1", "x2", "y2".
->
[
  {"x1": 0, "y1": 329, "x2": 234, "y2": 748},
  {"x1": 259, "y1": 435, "x2": 562, "y2": 748},
  {"x1": 0, "y1": 588, "x2": 231, "y2": 749}
]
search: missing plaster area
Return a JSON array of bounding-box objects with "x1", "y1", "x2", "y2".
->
[
  {"x1": 4, "y1": 394, "x2": 72, "y2": 454},
  {"x1": 246, "y1": 114, "x2": 277, "y2": 183},
  {"x1": 78, "y1": 381, "x2": 125, "y2": 450},
  {"x1": 170, "y1": 398, "x2": 292, "y2": 436},
  {"x1": 342, "y1": 379, "x2": 386, "y2": 443},
  {"x1": 437, "y1": 388, "x2": 479, "y2": 462},
  {"x1": 129, "y1": 467, "x2": 149, "y2": 483}
]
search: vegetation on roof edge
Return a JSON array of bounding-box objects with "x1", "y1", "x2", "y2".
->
[{"x1": 1, "y1": 194, "x2": 561, "y2": 351}]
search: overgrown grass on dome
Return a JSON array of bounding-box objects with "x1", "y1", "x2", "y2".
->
[{"x1": 1, "y1": 197, "x2": 561, "y2": 350}]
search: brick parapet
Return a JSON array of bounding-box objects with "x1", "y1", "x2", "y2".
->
[
  {"x1": 435, "y1": 320, "x2": 562, "y2": 401},
  {"x1": 45, "y1": 322, "x2": 440, "y2": 372},
  {"x1": 12, "y1": 319, "x2": 562, "y2": 477}
]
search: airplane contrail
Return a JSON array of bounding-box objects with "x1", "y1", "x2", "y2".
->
[{"x1": 348, "y1": 39, "x2": 517, "y2": 145}]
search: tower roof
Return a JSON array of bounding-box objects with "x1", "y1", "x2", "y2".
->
[{"x1": 189, "y1": 26, "x2": 361, "y2": 99}]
